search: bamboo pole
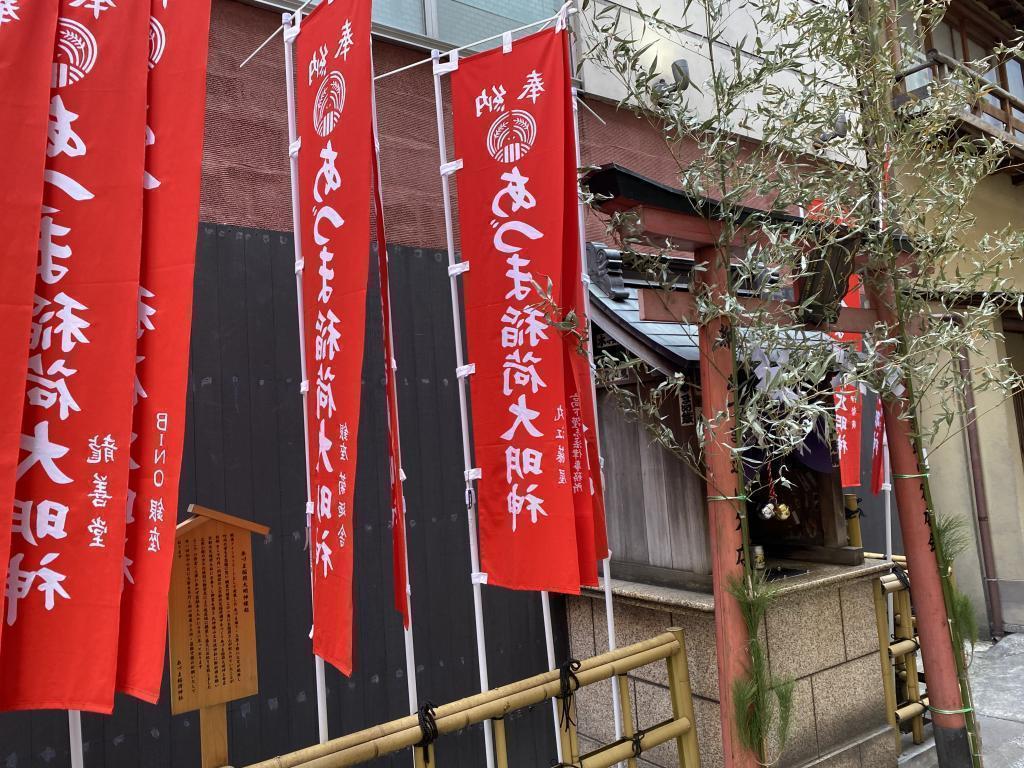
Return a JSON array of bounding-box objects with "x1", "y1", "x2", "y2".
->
[
  {"x1": 894, "y1": 589, "x2": 924, "y2": 744},
  {"x1": 872, "y1": 580, "x2": 900, "y2": 754},
  {"x1": 246, "y1": 633, "x2": 680, "y2": 768},
  {"x1": 578, "y1": 719, "x2": 692, "y2": 768},
  {"x1": 666, "y1": 628, "x2": 701, "y2": 768},
  {"x1": 616, "y1": 675, "x2": 637, "y2": 768},
  {"x1": 493, "y1": 718, "x2": 509, "y2": 768}
]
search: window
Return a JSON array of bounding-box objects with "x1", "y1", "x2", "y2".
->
[{"x1": 373, "y1": 0, "x2": 564, "y2": 47}]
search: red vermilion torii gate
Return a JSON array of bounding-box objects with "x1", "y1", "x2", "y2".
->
[{"x1": 585, "y1": 165, "x2": 971, "y2": 767}]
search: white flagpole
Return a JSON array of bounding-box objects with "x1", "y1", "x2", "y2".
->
[
  {"x1": 569, "y1": 72, "x2": 622, "y2": 757},
  {"x1": 541, "y1": 591, "x2": 565, "y2": 762},
  {"x1": 69, "y1": 711, "x2": 84, "y2": 768},
  {"x1": 369, "y1": 58, "x2": 419, "y2": 719},
  {"x1": 431, "y1": 48, "x2": 497, "y2": 768},
  {"x1": 568, "y1": 23, "x2": 625, "y2": 746},
  {"x1": 282, "y1": 10, "x2": 330, "y2": 744}
]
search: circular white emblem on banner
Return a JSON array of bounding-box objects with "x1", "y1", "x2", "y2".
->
[
  {"x1": 148, "y1": 17, "x2": 166, "y2": 70},
  {"x1": 52, "y1": 17, "x2": 98, "y2": 88},
  {"x1": 486, "y1": 109, "x2": 538, "y2": 164},
  {"x1": 313, "y1": 71, "x2": 346, "y2": 138}
]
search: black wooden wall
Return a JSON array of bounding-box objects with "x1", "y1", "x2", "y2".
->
[{"x1": 0, "y1": 224, "x2": 566, "y2": 768}]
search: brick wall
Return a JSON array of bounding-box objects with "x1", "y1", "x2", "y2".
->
[{"x1": 200, "y1": 0, "x2": 689, "y2": 250}]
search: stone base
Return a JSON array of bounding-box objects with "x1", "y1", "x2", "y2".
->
[{"x1": 568, "y1": 561, "x2": 896, "y2": 767}]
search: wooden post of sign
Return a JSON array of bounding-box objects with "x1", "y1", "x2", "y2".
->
[{"x1": 169, "y1": 504, "x2": 270, "y2": 768}]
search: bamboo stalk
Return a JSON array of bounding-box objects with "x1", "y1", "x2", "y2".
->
[
  {"x1": 578, "y1": 719, "x2": 692, "y2": 768},
  {"x1": 873, "y1": 580, "x2": 900, "y2": 754},
  {"x1": 617, "y1": 675, "x2": 637, "y2": 768},
  {"x1": 493, "y1": 718, "x2": 508, "y2": 768},
  {"x1": 666, "y1": 628, "x2": 701, "y2": 768},
  {"x1": 245, "y1": 634, "x2": 679, "y2": 768}
]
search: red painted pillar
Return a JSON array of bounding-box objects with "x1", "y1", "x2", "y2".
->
[
  {"x1": 869, "y1": 281, "x2": 972, "y2": 765},
  {"x1": 694, "y1": 247, "x2": 756, "y2": 768}
]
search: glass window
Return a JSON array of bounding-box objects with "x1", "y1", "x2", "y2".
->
[
  {"x1": 436, "y1": 0, "x2": 563, "y2": 48},
  {"x1": 373, "y1": 0, "x2": 426, "y2": 35}
]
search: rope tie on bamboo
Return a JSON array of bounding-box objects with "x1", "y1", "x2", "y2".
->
[
  {"x1": 893, "y1": 472, "x2": 929, "y2": 479},
  {"x1": 928, "y1": 704, "x2": 973, "y2": 715},
  {"x1": 892, "y1": 563, "x2": 911, "y2": 591},
  {"x1": 557, "y1": 658, "x2": 582, "y2": 729},
  {"x1": 415, "y1": 701, "x2": 439, "y2": 763},
  {"x1": 631, "y1": 727, "x2": 648, "y2": 758}
]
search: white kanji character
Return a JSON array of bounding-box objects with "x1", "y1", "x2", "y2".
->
[
  {"x1": 138, "y1": 286, "x2": 157, "y2": 338},
  {"x1": 5, "y1": 552, "x2": 70, "y2": 625},
  {"x1": 17, "y1": 421, "x2": 72, "y2": 484},
  {"x1": 335, "y1": 19, "x2": 353, "y2": 60},
  {"x1": 123, "y1": 555, "x2": 134, "y2": 584},
  {"x1": 475, "y1": 85, "x2": 507, "y2": 117},
  {"x1": 26, "y1": 355, "x2": 80, "y2": 421},
  {"x1": 149, "y1": 498, "x2": 164, "y2": 522},
  {"x1": 315, "y1": 530, "x2": 334, "y2": 576},
  {"x1": 316, "y1": 365, "x2": 336, "y2": 420},
  {"x1": 30, "y1": 292, "x2": 90, "y2": 353},
  {"x1": 307, "y1": 43, "x2": 328, "y2": 85},
  {"x1": 88, "y1": 474, "x2": 111, "y2": 508},
  {"x1": 143, "y1": 125, "x2": 161, "y2": 190},
  {"x1": 0, "y1": 1, "x2": 21, "y2": 26},
  {"x1": 317, "y1": 419, "x2": 334, "y2": 473},
  {"x1": 505, "y1": 445, "x2": 542, "y2": 483},
  {"x1": 318, "y1": 484, "x2": 333, "y2": 521},
  {"x1": 69, "y1": 0, "x2": 116, "y2": 18},
  {"x1": 491, "y1": 167, "x2": 536, "y2": 217},
  {"x1": 11, "y1": 499, "x2": 69, "y2": 546},
  {"x1": 47, "y1": 96, "x2": 86, "y2": 159},
  {"x1": 501, "y1": 394, "x2": 544, "y2": 440},
  {"x1": 316, "y1": 310, "x2": 341, "y2": 361},
  {"x1": 133, "y1": 355, "x2": 147, "y2": 405},
  {"x1": 502, "y1": 349, "x2": 547, "y2": 396},
  {"x1": 337, "y1": 522, "x2": 347, "y2": 549},
  {"x1": 147, "y1": 527, "x2": 161, "y2": 553},
  {"x1": 500, "y1": 305, "x2": 548, "y2": 348},
  {"x1": 506, "y1": 483, "x2": 546, "y2": 531},
  {"x1": 86, "y1": 434, "x2": 117, "y2": 464},
  {"x1": 518, "y1": 70, "x2": 545, "y2": 103},
  {"x1": 87, "y1": 516, "x2": 108, "y2": 546}
]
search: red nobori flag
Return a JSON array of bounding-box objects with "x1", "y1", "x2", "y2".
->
[
  {"x1": 0, "y1": 0, "x2": 60, "y2": 655},
  {"x1": 0, "y1": 1, "x2": 149, "y2": 713},
  {"x1": 452, "y1": 28, "x2": 593, "y2": 594},
  {"x1": 871, "y1": 396, "x2": 887, "y2": 495},
  {"x1": 116, "y1": 0, "x2": 212, "y2": 702},
  {"x1": 555, "y1": 51, "x2": 607, "y2": 586},
  {"x1": 830, "y1": 275, "x2": 862, "y2": 488},
  {"x1": 295, "y1": 0, "x2": 374, "y2": 675}
]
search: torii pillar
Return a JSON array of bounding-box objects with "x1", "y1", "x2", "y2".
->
[{"x1": 694, "y1": 245, "x2": 756, "y2": 768}]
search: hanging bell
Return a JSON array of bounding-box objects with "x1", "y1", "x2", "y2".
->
[
  {"x1": 759, "y1": 502, "x2": 776, "y2": 520},
  {"x1": 776, "y1": 503, "x2": 791, "y2": 521}
]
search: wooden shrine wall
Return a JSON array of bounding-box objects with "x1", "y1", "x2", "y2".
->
[{"x1": 0, "y1": 224, "x2": 564, "y2": 768}]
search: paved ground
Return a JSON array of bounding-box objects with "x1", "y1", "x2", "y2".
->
[
  {"x1": 969, "y1": 633, "x2": 1024, "y2": 768},
  {"x1": 903, "y1": 633, "x2": 1024, "y2": 768}
]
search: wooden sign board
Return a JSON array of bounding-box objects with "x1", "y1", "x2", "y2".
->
[{"x1": 168, "y1": 504, "x2": 269, "y2": 715}]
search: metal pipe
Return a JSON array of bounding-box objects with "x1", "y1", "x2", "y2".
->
[
  {"x1": 430, "y1": 47, "x2": 496, "y2": 768},
  {"x1": 69, "y1": 711, "x2": 84, "y2": 768},
  {"x1": 540, "y1": 591, "x2": 565, "y2": 762},
  {"x1": 956, "y1": 349, "x2": 1005, "y2": 638},
  {"x1": 282, "y1": 10, "x2": 330, "y2": 744}
]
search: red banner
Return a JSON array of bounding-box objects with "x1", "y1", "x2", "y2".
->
[
  {"x1": 0, "y1": 1, "x2": 149, "y2": 713},
  {"x1": 452, "y1": 28, "x2": 604, "y2": 594},
  {"x1": 116, "y1": 0, "x2": 212, "y2": 702},
  {"x1": 0, "y1": 0, "x2": 60, "y2": 655},
  {"x1": 871, "y1": 396, "x2": 887, "y2": 495},
  {"x1": 371, "y1": 134, "x2": 410, "y2": 626},
  {"x1": 296, "y1": 0, "x2": 374, "y2": 675},
  {"x1": 831, "y1": 276, "x2": 862, "y2": 487}
]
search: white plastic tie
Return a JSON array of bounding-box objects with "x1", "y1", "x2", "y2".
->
[
  {"x1": 502, "y1": 31, "x2": 513, "y2": 53},
  {"x1": 294, "y1": 257, "x2": 304, "y2": 274},
  {"x1": 300, "y1": 379, "x2": 309, "y2": 394},
  {"x1": 581, "y1": 273, "x2": 592, "y2": 285},
  {"x1": 471, "y1": 571, "x2": 489, "y2": 585},
  {"x1": 440, "y1": 159, "x2": 463, "y2": 176},
  {"x1": 289, "y1": 137, "x2": 301, "y2": 157},
  {"x1": 464, "y1": 467, "x2": 482, "y2": 481},
  {"x1": 283, "y1": 23, "x2": 300, "y2": 43},
  {"x1": 399, "y1": 468, "x2": 407, "y2": 482},
  {"x1": 555, "y1": 2, "x2": 570, "y2": 32},
  {"x1": 305, "y1": 501, "x2": 314, "y2": 519},
  {"x1": 433, "y1": 50, "x2": 459, "y2": 75},
  {"x1": 448, "y1": 261, "x2": 470, "y2": 277},
  {"x1": 456, "y1": 363, "x2": 476, "y2": 379},
  {"x1": 308, "y1": 625, "x2": 314, "y2": 639}
]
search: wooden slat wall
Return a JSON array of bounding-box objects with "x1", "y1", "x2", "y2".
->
[
  {"x1": 598, "y1": 391, "x2": 711, "y2": 576},
  {"x1": 0, "y1": 225, "x2": 561, "y2": 768}
]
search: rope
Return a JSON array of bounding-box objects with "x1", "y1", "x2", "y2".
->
[
  {"x1": 708, "y1": 495, "x2": 748, "y2": 502},
  {"x1": 893, "y1": 472, "x2": 929, "y2": 479},
  {"x1": 558, "y1": 659, "x2": 582, "y2": 729},
  {"x1": 928, "y1": 704, "x2": 974, "y2": 715},
  {"x1": 892, "y1": 563, "x2": 911, "y2": 590},
  {"x1": 415, "y1": 702, "x2": 439, "y2": 763},
  {"x1": 631, "y1": 727, "x2": 647, "y2": 758}
]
